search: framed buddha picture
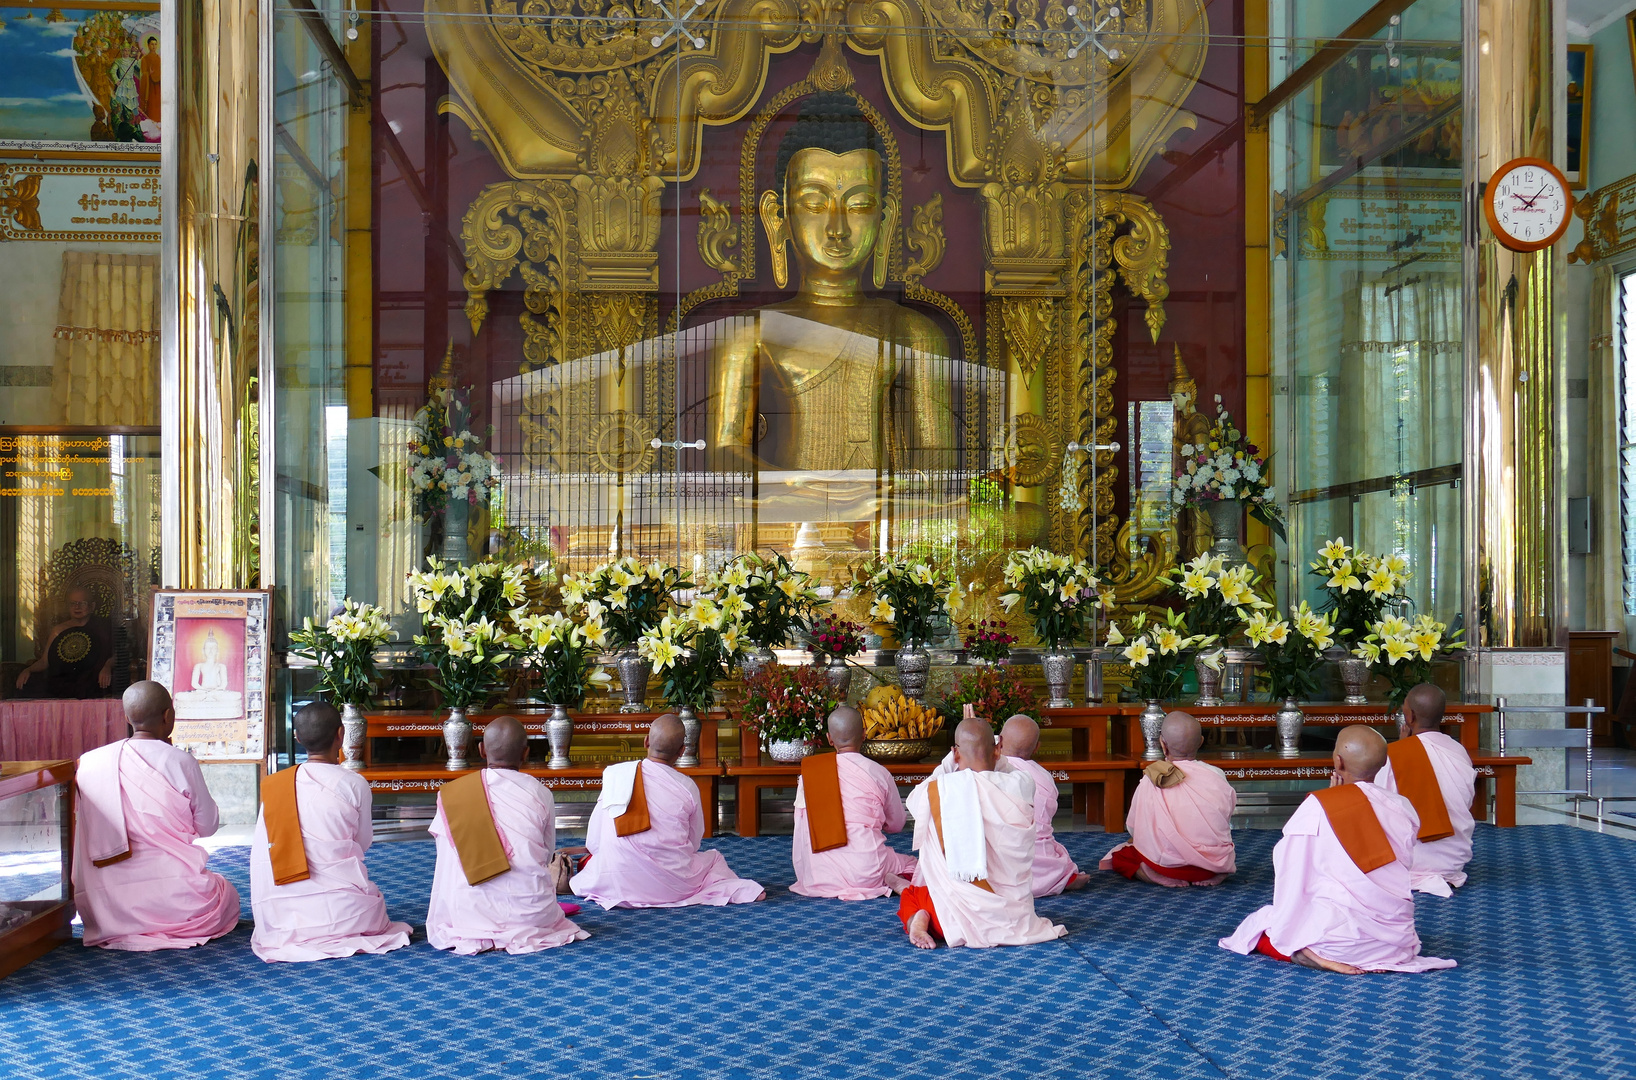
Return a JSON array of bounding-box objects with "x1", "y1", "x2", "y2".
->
[{"x1": 147, "y1": 590, "x2": 271, "y2": 762}]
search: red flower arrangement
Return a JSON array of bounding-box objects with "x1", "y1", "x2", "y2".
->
[
  {"x1": 808, "y1": 615, "x2": 865, "y2": 663},
  {"x1": 741, "y1": 664, "x2": 842, "y2": 747},
  {"x1": 963, "y1": 619, "x2": 1017, "y2": 663},
  {"x1": 939, "y1": 666, "x2": 1038, "y2": 733}
]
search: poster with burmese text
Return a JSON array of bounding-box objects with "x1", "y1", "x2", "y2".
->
[{"x1": 148, "y1": 590, "x2": 270, "y2": 761}]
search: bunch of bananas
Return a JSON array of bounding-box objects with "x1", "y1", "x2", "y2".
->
[{"x1": 863, "y1": 695, "x2": 943, "y2": 741}]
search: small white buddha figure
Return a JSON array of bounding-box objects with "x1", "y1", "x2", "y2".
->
[{"x1": 173, "y1": 631, "x2": 243, "y2": 720}]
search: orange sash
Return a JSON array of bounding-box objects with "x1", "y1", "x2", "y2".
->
[
  {"x1": 614, "y1": 761, "x2": 652, "y2": 837},
  {"x1": 1387, "y1": 735, "x2": 1456, "y2": 843},
  {"x1": 262, "y1": 765, "x2": 311, "y2": 886},
  {"x1": 801, "y1": 752, "x2": 849, "y2": 853},
  {"x1": 441, "y1": 771, "x2": 512, "y2": 886},
  {"x1": 1312, "y1": 784, "x2": 1396, "y2": 874},
  {"x1": 927, "y1": 778, "x2": 994, "y2": 893}
]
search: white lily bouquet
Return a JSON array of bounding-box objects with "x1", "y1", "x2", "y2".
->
[
  {"x1": 518, "y1": 611, "x2": 613, "y2": 709},
  {"x1": 637, "y1": 587, "x2": 750, "y2": 713},
  {"x1": 1245, "y1": 602, "x2": 1336, "y2": 702},
  {"x1": 406, "y1": 557, "x2": 530, "y2": 710},
  {"x1": 1107, "y1": 610, "x2": 1218, "y2": 702},
  {"x1": 717, "y1": 552, "x2": 826, "y2": 651},
  {"x1": 288, "y1": 599, "x2": 397, "y2": 706},
  {"x1": 1171, "y1": 553, "x2": 1272, "y2": 641},
  {"x1": 561, "y1": 557, "x2": 690, "y2": 651},
  {"x1": 1308, "y1": 537, "x2": 1410, "y2": 640},
  {"x1": 1353, "y1": 613, "x2": 1462, "y2": 710},
  {"x1": 863, "y1": 560, "x2": 947, "y2": 648},
  {"x1": 999, "y1": 547, "x2": 1100, "y2": 649}
]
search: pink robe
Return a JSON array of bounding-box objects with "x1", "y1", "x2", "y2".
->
[
  {"x1": 1005, "y1": 756, "x2": 1081, "y2": 896},
  {"x1": 569, "y1": 759, "x2": 762, "y2": 909},
  {"x1": 249, "y1": 762, "x2": 411, "y2": 962},
  {"x1": 905, "y1": 769, "x2": 1067, "y2": 948},
  {"x1": 791, "y1": 751, "x2": 918, "y2": 900},
  {"x1": 1099, "y1": 758, "x2": 1237, "y2": 887},
  {"x1": 427, "y1": 769, "x2": 589, "y2": 954},
  {"x1": 73, "y1": 739, "x2": 240, "y2": 951},
  {"x1": 1219, "y1": 782, "x2": 1456, "y2": 973},
  {"x1": 1375, "y1": 730, "x2": 1476, "y2": 897}
]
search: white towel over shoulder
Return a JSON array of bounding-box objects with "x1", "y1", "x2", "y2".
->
[
  {"x1": 600, "y1": 759, "x2": 642, "y2": 818},
  {"x1": 938, "y1": 770, "x2": 989, "y2": 883}
]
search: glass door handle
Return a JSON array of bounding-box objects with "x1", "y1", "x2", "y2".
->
[{"x1": 650, "y1": 438, "x2": 707, "y2": 451}]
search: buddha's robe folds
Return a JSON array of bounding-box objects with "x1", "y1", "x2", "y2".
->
[
  {"x1": 249, "y1": 762, "x2": 411, "y2": 962},
  {"x1": 427, "y1": 769, "x2": 588, "y2": 955},
  {"x1": 1375, "y1": 731, "x2": 1476, "y2": 897},
  {"x1": 1219, "y1": 782, "x2": 1456, "y2": 973},
  {"x1": 1004, "y1": 756, "x2": 1081, "y2": 896},
  {"x1": 901, "y1": 769, "x2": 1067, "y2": 949},
  {"x1": 569, "y1": 759, "x2": 761, "y2": 909},
  {"x1": 791, "y1": 751, "x2": 917, "y2": 900},
  {"x1": 73, "y1": 739, "x2": 240, "y2": 951},
  {"x1": 1099, "y1": 758, "x2": 1237, "y2": 886}
]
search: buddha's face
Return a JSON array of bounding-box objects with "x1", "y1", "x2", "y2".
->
[
  {"x1": 783, "y1": 148, "x2": 883, "y2": 280},
  {"x1": 203, "y1": 638, "x2": 219, "y2": 662}
]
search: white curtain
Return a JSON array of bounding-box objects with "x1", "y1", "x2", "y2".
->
[
  {"x1": 51, "y1": 252, "x2": 158, "y2": 426},
  {"x1": 1339, "y1": 271, "x2": 1464, "y2": 623}
]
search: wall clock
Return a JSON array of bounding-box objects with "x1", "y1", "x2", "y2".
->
[{"x1": 1483, "y1": 157, "x2": 1574, "y2": 252}]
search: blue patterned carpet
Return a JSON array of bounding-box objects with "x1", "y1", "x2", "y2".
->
[{"x1": 1, "y1": 825, "x2": 1631, "y2": 1079}]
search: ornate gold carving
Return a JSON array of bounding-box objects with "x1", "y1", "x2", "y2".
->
[
  {"x1": 1002, "y1": 412, "x2": 1058, "y2": 486},
  {"x1": 696, "y1": 188, "x2": 739, "y2": 274},
  {"x1": 1568, "y1": 172, "x2": 1636, "y2": 265},
  {"x1": 0, "y1": 172, "x2": 42, "y2": 232},
  {"x1": 589, "y1": 410, "x2": 657, "y2": 475},
  {"x1": 999, "y1": 297, "x2": 1056, "y2": 384},
  {"x1": 1096, "y1": 191, "x2": 1169, "y2": 342},
  {"x1": 902, "y1": 192, "x2": 944, "y2": 281}
]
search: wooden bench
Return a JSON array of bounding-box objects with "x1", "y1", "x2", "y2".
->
[
  {"x1": 357, "y1": 710, "x2": 727, "y2": 837},
  {"x1": 1193, "y1": 751, "x2": 1532, "y2": 827},
  {"x1": 1133, "y1": 703, "x2": 1495, "y2": 755}
]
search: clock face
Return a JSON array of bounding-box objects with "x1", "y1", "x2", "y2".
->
[{"x1": 1487, "y1": 159, "x2": 1572, "y2": 251}]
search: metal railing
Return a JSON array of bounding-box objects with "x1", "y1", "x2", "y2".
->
[{"x1": 1496, "y1": 697, "x2": 1612, "y2": 819}]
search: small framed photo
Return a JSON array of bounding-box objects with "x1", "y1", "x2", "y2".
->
[
  {"x1": 148, "y1": 590, "x2": 272, "y2": 762},
  {"x1": 1566, "y1": 44, "x2": 1594, "y2": 190}
]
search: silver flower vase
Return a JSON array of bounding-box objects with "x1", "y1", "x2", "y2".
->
[
  {"x1": 895, "y1": 645, "x2": 932, "y2": 702},
  {"x1": 1041, "y1": 647, "x2": 1076, "y2": 709},
  {"x1": 740, "y1": 646, "x2": 777, "y2": 681},
  {"x1": 677, "y1": 704, "x2": 702, "y2": 768},
  {"x1": 1334, "y1": 654, "x2": 1370, "y2": 705},
  {"x1": 1139, "y1": 700, "x2": 1166, "y2": 760},
  {"x1": 546, "y1": 703, "x2": 574, "y2": 769},
  {"x1": 340, "y1": 703, "x2": 367, "y2": 771},
  {"x1": 822, "y1": 657, "x2": 854, "y2": 698},
  {"x1": 1276, "y1": 699, "x2": 1304, "y2": 757},
  {"x1": 767, "y1": 738, "x2": 814, "y2": 763},
  {"x1": 1206, "y1": 497, "x2": 1248, "y2": 570},
  {"x1": 1194, "y1": 650, "x2": 1225, "y2": 707},
  {"x1": 616, "y1": 650, "x2": 652, "y2": 713},
  {"x1": 443, "y1": 707, "x2": 471, "y2": 770}
]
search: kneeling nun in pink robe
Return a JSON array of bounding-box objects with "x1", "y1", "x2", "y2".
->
[
  {"x1": 791, "y1": 751, "x2": 917, "y2": 900},
  {"x1": 571, "y1": 716, "x2": 762, "y2": 909},
  {"x1": 1221, "y1": 725, "x2": 1454, "y2": 974},
  {"x1": 250, "y1": 703, "x2": 410, "y2": 962},
  {"x1": 73, "y1": 683, "x2": 240, "y2": 951},
  {"x1": 1101, "y1": 759, "x2": 1238, "y2": 886},
  {"x1": 995, "y1": 714, "x2": 1085, "y2": 896},
  {"x1": 1374, "y1": 684, "x2": 1476, "y2": 897},
  {"x1": 427, "y1": 764, "x2": 588, "y2": 954}
]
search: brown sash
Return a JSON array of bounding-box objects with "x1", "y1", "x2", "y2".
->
[
  {"x1": 1387, "y1": 735, "x2": 1456, "y2": 843},
  {"x1": 802, "y1": 752, "x2": 849, "y2": 853},
  {"x1": 1143, "y1": 760, "x2": 1187, "y2": 789},
  {"x1": 1312, "y1": 784, "x2": 1396, "y2": 874},
  {"x1": 262, "y1": 764, "x2": 311, "y2": 886},
  {"x1": 614, "y1": 760, "x2": 652, "y2": 837},
  {"x1": 927, "y1": 778, "x2": 994, "y2": 893},
  {"x1": 441, "y1": 771, "x2": 512, "y2": 886}
]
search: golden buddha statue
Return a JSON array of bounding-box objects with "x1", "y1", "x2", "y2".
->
[
  {"x1": 1170, "y1": 345, "x2": 1213, "y2": 559},
  {"x1": 712, "y1": 93, "x2": 954, "y2": 478}
]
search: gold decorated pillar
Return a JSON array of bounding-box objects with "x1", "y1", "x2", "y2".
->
[
  {"x1": 1465, "y1": 0, "x2": 1564, "y2": 647},
  {"x1": 160, "y1": 0, "x2": 263, "y2": 588}
]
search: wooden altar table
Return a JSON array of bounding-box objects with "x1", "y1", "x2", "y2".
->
[{"x1": 0, "y1": 700, "x2": 125, "y2": 762}]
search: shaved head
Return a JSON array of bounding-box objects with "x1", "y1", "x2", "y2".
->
[
  {"x1": 122, "y1": 680, "x2": 172, "y2": 733},
  {"x1": 827, "y1": 706, "x2": 864, "y2": 751},
  {"x1": 647, "y1": 713, "x2": 685, "y2": 763},
  {"x1": 1160, "y1": 711, "x2": 1204, "y2": 760},
  {"x1": 483, "y1": 716, "x2": 528, "y2": 769},
  {"x1": 1402, "y1": 683, "x2": 1446, "y2": 733},
  {"x1": 996, "y1": 714, "x2": 1040, "y2": 760},
  {"x1": 953, "y1": 717, "x2": 997, "y2": 772},
  {"x1": 1333, "y1": 724, "x2": 1388, "y2": 783},
  {"x1": 293, "y1": 701, "x2": 342, "y2": 754}
]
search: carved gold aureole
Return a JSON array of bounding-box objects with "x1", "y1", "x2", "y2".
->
[{"x1": 434, "y1": 0, "x2": 1200, "y2": 588}]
